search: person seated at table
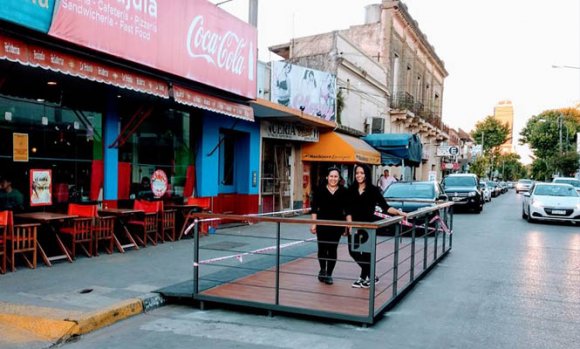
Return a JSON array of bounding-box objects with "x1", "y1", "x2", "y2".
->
[
  {"x1": 136, "y1": 176, "x2": 154, "y2": 200},
  {"x1": 0, "y1": 174, "x2": 25, "y2": 212}
]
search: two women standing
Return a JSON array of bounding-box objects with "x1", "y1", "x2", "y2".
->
[{"x1": 310, "y1": 164, "x2": 407, "y2": 288}]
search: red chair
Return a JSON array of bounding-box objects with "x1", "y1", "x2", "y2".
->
[
  {"x1": 59, "y1": 204, "x2": 98, "y2": 259},
  {"x1": 0, "y1": 210, "x2": 10, "y2": 274},
  {"x1": 93, "y1": 216, "x2": 115, "y2": 255},
  {"x1": 186, "y1": 197, "x2": 213, "y2": 236},
  {"x1": 128, "y1": 200, "x2": 161, "y2": 247}
]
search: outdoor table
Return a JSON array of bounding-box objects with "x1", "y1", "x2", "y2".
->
[
  {"x1": 165, "y1": 204, "x2": 202, "y2": 240},
  {"x1": 98, "y1": 208, "x2": 143, "y2": 252},
  {"x1": 14, "y1": 212, "x2": 78, "y2": 266}
]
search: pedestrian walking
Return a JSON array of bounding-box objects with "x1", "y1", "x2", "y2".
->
[
  {"x1": 348, "y1": 164, "x2": 407, "y2": 288},
  {"x1": 310, "y1": 166, "x2": 352, "y2": 285}
]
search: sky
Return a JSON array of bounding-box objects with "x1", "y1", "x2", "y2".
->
[{"x1": 213, "y1": 0, "x2": 580, "y2": 162}]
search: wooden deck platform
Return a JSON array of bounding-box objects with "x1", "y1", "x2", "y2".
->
[{"x1": 198, "y1": 238, "x2": 447, "y2": 318}]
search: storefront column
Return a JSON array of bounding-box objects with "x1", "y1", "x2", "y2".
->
[{"x1": 103, "y1": 95, "x2": 119, "y2": 201}]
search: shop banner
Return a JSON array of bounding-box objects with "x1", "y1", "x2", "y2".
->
[
  {"x1": 49, "y1": 0, "x2": 257, "y2": 99},
  {"x1": 261, "y1": 121, "x2": 319, "y2": 142},
  {"x1": 271, "y1": 61, "x2": 336, "y2": 121},
  {"x1": 0, "y1": 0, "x2": 55, "y2": 33},
  {"x1": 0, "y1": 33, "x2": 168, "y2": 98},
  {"x1": 174, "y1": 85, "x2": 253, "y2": 122}
]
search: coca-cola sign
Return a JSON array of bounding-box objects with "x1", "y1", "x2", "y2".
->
[{"x1": 49, "y1": 0, "x2": 257, "y2": 99}]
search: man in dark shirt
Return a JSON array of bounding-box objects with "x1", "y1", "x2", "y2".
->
[{"x1": 0, "y1": 175, "x2": 25, "y2": 212}]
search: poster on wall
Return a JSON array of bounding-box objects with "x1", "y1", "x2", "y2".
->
[
  {"x1": 13, "y1": 133, "x2": 29, "y2": 162},
  {"x1": 270, "y1": 61, "x2": 336, "y2": 121},
  {"x1": 30, "y1": 169, "x2": 52, "y2": 206},
  {"x1": 151, "y1": 169, "x2": 168, "y2": 198}
]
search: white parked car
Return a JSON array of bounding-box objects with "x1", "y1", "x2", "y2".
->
[
  {"x1": 516, "y1": 179, "x2": 533, "y2": 193},
  {"x1": 552, "y1": 177, "x2": 580, "y2": 195},
  {"x1": 522, "y1": 183, "x2": 580, "y2": 224},
  {"x1": 479, "y1": 181, "x2": 492, "y2": 202}
]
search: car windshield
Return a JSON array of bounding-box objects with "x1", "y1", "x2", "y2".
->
[
  {"x1": 385, "y1": 184, "x2": 435, "y2": 199},
  {"x1": 554, "y1": 179, "x2": 580, "y2": 188},
  {"x1": 443, "y1": 177, "x2": 476, "y2": 186},
  {"x1": 534, "y1": 185, "x2": 579, "y2": 197}
]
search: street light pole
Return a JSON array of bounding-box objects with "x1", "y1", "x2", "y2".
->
[{"x1": 559, "y1": 113, "x2": 563, "y2": 154}]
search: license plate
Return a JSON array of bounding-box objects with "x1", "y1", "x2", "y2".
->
[
  {"x1": 552, "y1": 210, "x2": 566, "y2": 215},
  {"x1": 452, "y1": 197, "x2": 462, "y2": 201}
]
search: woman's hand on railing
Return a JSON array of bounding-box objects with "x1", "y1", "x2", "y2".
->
[{"x1": 310, "y1": 224, "x2": 317, "y2": 234}]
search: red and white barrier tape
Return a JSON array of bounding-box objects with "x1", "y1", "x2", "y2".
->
[
  {"x1": 373, "y1": 211, "x2": 452, "y2": 235},
  {"x1": 193, "y1": 237, "x2": 316, "y2": 267}
]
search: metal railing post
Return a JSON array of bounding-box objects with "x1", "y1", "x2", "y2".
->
[
  {"x1": 449, "y1": 206, "x2": 454, "y2": 249},
  {"x1": 441, "y1": 208, "x2": 447, "y2": 253},
  {"x1": 369, "y1": 228, "x2": 377, "y2": 319},
  {"x1": 433, "y1": 212, "x2": 439, "y2": 261},
  {"x1": 193, "y1": 220, "x2": 200, "y2": 295},
  {"x1": 275, "y1": 222, "x2": 281, "y2": 306},
  {"x1": 423, "y1": 214, "x2": 428, "y2": 271},
  {"x1": 410, "y1": 216, "x2": 416, "y2": 282},
  {"x1": 391, "y1": 224, "x2": 400, "y2": 299}
]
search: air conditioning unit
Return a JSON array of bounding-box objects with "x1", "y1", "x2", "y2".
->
[{"x1": 371, "y1": 117, "x2": 385, "y2": 134}]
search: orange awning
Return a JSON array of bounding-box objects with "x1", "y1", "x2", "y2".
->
[{"x1": 302, "y1": 132, "x2": 381, "y2": 165}]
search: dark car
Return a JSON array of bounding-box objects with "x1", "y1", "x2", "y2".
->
[
  {"x1": 441, "y1": 174, "x2": 483, "y2": 213},
  {"x1": 383, "y1": 181, "x2": 448, "y2": 212},
  {"x1": 379, "y1": 181, "x2": 448, "y2": 236}
]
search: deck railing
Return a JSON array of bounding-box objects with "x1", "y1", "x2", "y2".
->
[{"x1": 188, "y1": 202, "x2": 453, "y2": 325}]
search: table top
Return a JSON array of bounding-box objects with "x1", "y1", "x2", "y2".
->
[
  {"x1": 165, "y1": 204, "x2": 203, "y2": 210},
  {"x1": 15, "y1": 212, "x2": 78, "y2": 222},
  {"x1": 99, "y1": 208, "x2": 144, "y2": 215}
]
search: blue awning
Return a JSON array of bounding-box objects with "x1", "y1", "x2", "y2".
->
[{"x1": 363, "y1": 133, "x2": 423, "y2": 167}]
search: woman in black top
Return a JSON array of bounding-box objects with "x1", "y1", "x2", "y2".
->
[
  {"x1": 348, "y1": 164, "x2": 407, "y2": 288},
  {"x1": 310, "y1": 167, "x2": 351, "y2": 285}
]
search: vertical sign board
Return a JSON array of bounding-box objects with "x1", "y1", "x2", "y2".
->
[{"x1": 13, "y1": 133, "x2": 29, "y2": 162}]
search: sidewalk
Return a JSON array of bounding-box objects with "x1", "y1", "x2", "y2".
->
[{"x1": 0, "y1": 221, "x2": 293, "y2": 349}]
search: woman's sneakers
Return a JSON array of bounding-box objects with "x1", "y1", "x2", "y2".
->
[
  {"x1": 352, "y1": 278, "x2": 367, "y2": 288},
  {"x1": 318, "y1": 270, "x2": 334, "y2": 285},
  {"x1": 352, "y1": 277, "x2": 380, "y2": 288}
]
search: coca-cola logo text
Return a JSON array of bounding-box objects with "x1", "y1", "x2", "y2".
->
[{"x1": 186, "y1": 15, "x2": 247, "y2": 76}]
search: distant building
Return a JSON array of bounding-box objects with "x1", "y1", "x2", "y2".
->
[{"x1": 494, "y1": 100, "x2": 515, "y2": 154}]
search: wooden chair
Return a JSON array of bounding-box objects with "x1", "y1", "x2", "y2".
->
[
  {"x1": 186, "y1": 197, "x2": 213, "y2": 236},
  {"x1": 93, "y1": 216, "x2": 115, "y2": 255},
  {"x1": 160, "y1": 209, "x2": 177, "y2": 242},
  {"x1": 59, "y1": 204, "x2": 98, "y2": 259},
  {"x1": 8, "y1": 223, "x2": 39, "y2": 272},
  {"x1": 0, "y1": 210, "x2": 10, "y2": 274},
  {"x1": 128, "y1": 200, "x2": 161, "y2": 247}
]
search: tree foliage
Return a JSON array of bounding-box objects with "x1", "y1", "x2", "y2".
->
[
  {"x1": 470, "y1": 116, "x2": 511, "y2": 153},
  {"x1": 520, "y1": 108, "x2": 580, "y2": 177}
]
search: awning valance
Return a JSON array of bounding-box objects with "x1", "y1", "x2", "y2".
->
[
  {"x1": 363, "y1": 133, "x2": 423, "y2": 167},
  {"x1": 302, "y1": 132, "x2": 381, "y2": 165},
  {"x1": 0, "y1": 33, "x2": 169, "y2": 98},
  {"x1": 174, "y1": 86, "x2": 254, "y2": 122}
]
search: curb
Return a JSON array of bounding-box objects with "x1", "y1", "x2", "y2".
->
[{"x1": 0, "y1": 293, "x2": 166, "y2": 346}]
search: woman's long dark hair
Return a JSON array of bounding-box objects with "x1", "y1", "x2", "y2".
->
[{"x1": 353, "y1": 163, "x2": 374, "y2": 189}]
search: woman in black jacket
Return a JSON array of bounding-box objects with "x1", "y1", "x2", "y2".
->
[
  {"x1": 348, "y1": 164, "x2": 407, "y2": 288},
  {"x1": 310, "y1": 166, "x2": 351, "y2": 285}
]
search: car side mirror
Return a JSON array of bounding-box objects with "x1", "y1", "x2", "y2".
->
[{"x1": 523, "y1": 192, "x2": 530, "y2": 197}]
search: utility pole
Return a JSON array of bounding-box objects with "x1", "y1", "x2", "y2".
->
[
  {"x1": 559, "y1": 113, "x2": 563, "y2": 154},
  {"x1": 249, "y1": 0, "x2": 258, "y2": 27}
]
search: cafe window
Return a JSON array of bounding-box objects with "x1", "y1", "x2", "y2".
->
[
  {"x1": 0, "y1": 95, "x2": 100, "y2": 210},
  {"x1": 118, "y1": 107, "x2": 192, "y2": 200}
]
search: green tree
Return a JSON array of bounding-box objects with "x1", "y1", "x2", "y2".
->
[
  {"x1": 468, "y1": 155, "x2": 487, "y2": 178},
  {"x1": 471, "y1": 116, "x2": 510, "y2": 154},
  {"x1": 520, "y1": 109, "x2": 580, "y2": 176}
]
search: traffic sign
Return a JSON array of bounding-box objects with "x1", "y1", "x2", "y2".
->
[{"x1": 449, "y1": 146, "x2": 459, "y2": 156}]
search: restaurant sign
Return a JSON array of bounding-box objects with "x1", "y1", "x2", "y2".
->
[
  {"x1": 261, "y1": 121, "x2": 319, "y2": 142},
  {"x1": 49, "y1": 0, "x2": 257, "y2": 99}
]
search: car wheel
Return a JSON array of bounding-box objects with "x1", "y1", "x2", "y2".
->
[
  {"x1": 522, "y1": 209, "x2": 527, "y2": 219},
  {"x1": 526, "y1": 210, "x2": 534, "y2": 223}
]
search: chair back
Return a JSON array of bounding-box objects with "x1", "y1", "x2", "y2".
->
[
  {"x1": 186, "y1": 197, "x2": 211, "y2": 211},
  {"x1": 68, "y1": 204, "x2": 98, "y2": 217},
  {"x1": 0, "y1": 211, "x2": 14, "y2": 227},
  {"x1": 134, "y1": 200, "x2": 163, "y2": 213}
]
